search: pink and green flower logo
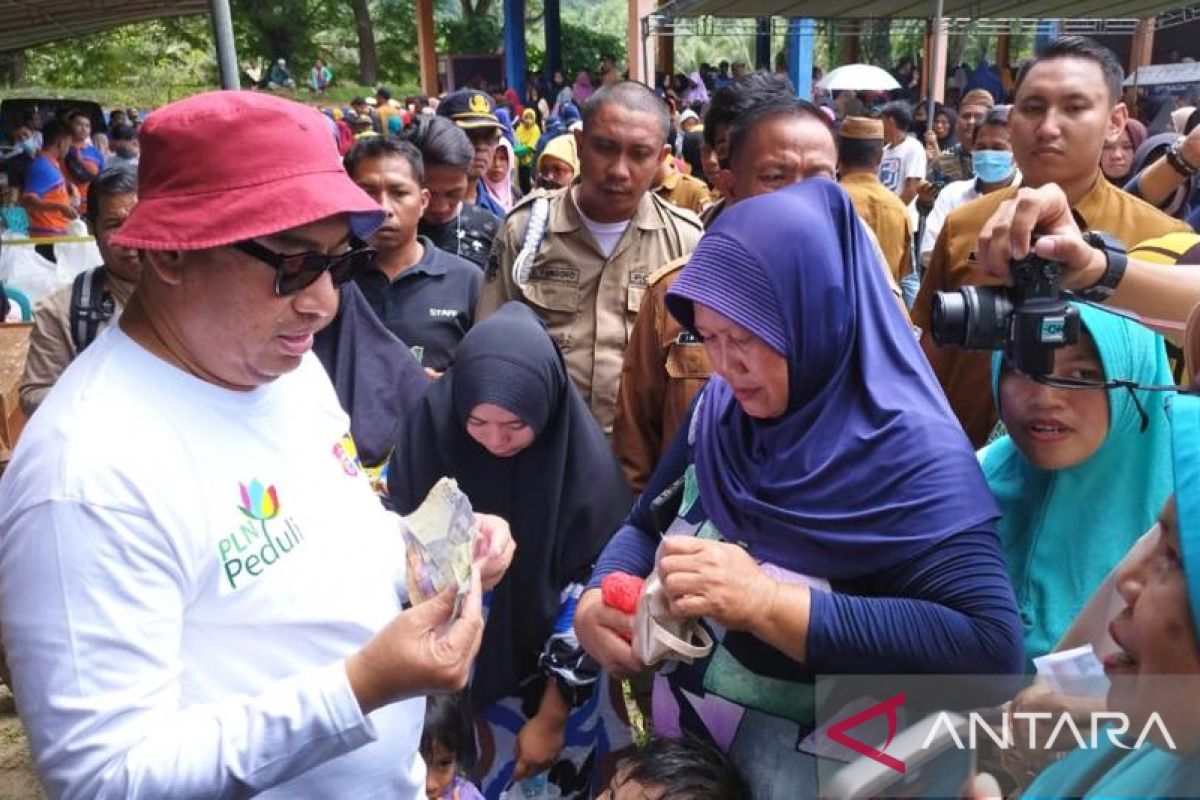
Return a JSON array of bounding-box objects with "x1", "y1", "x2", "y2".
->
[{"x1": 238, "y1": 480, "x2": 280, "y2": 522}]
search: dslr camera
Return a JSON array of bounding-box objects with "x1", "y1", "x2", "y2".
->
[{"x1": 931, "y1": 254, "x2": 1080, "y2": 377}]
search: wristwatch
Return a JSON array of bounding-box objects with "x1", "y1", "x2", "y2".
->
[
  {"x1": 1078, "y1": 230, "x2": 1128, "y2": 303},
  {"x1": 1167, "y1": 138, "x2": 1198, "y2": 178}
]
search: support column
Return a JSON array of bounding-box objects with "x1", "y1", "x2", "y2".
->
[
  {"x1": 1125, "y1": 18, "x2": 1155, "y2": 106},
  {"x1": 504, "y1": 0, "x2": 527, "y2": 96},
  {"x1": 996, "y1": 32, "x2": 1010, "y2": 73},
  {"x1": 788, "y1": 18, "x2": 815, "y2": 100},
  {"x1": 841, "y1": 26, "x2": 860, "y2": 65},
  {"x1": 416, "y1": 0, "x2": 438, "y2": 95},
  {"x1": 628, "y1": 0, "x2": 657, "y2": 85},
  {"x1": 1128, "y1": 18, "x2": 1155, "y2": 77},
  {"x1": 655, "y1": 0, "x2": 674, "y2": 82},
  {"x1": 755, "y1": 17, "x2": 772, "y2": 70},
  {"x1": 208, "y1": 0, "x2": 239, "y2": 90},
  {"x1": 544, "y1": 0, "x2": 562, "y2": 82},
  {"x1": 927, "y1": 12, "x2": 947, "y2": 112}
]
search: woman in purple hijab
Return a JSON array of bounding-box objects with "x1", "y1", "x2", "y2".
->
[{"x1": 576, "y1": 179, "x2": 1023, "y2": 798}]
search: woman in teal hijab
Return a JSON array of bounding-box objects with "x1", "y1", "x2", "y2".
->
[
  {"x1": 1019, "y1": 390, "x2": 1200, "y2": 797},
  {"x1": 981, "y1": 303, "x2": 1174, "y2": 664}
]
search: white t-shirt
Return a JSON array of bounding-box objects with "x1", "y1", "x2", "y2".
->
[
  {"x1": 577, "y1": 198, "x2": 632, "y2": 259},
  {"x1": 0, "y1": 327, "x2": 424, "y2": 799},
  {"x1": 878, "y1": 136, "x2": 927, "y2": 197}
]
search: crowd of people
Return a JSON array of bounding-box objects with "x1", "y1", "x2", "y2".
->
[{"x1": 6, "y1": 32, "x2": 1200, "y2": 800}]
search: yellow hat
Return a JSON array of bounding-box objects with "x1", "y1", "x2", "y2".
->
[
  {"x1": 537, "y1": 134, "x2": 580, "y2": 175},
  {"x1": 840, "y1": 116, "x2": 883, "y2": 140}
]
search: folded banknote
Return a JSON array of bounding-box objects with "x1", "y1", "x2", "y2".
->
[{"x1": 402, "y1": 477, "x2": 478, "y2": 610}]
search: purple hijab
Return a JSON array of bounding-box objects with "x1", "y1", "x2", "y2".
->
[{"x1": 665, "y1": 179, "x2": 998, "y2": 580}]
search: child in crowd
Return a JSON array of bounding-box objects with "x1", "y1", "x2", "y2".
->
[
  {"x1": 981, "y1": 303, "x2": 1174, "y2": 666},
  {"x1": 422, "y1": 694, "x2": 485, "y2": 800},
  {"x1": 597, "y1": 737, "x2": 751, "y2": 800}
]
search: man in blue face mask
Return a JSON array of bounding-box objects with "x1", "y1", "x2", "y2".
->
[{"x1": 920, "y1": 106, "x2": 1019, "y2": 270}]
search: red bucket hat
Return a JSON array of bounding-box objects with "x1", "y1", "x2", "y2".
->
[{"x1": 111, "y1": 90, "x2": 384, "y2": 250}]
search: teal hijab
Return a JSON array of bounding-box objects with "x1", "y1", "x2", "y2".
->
[
  {"x1": 980, "y1": 303, "x2": 1174, "y2": 664},
  {"x1": 1022, "y1": 391, "x2": 1200, "y2": 798}
]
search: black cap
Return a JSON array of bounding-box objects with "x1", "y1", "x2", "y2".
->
[{"x1": 436, "y1": 89, "x2": 502, "y2": 131}]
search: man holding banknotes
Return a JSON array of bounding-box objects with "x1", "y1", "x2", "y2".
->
[{"x1": 0, "y1": 91, "x2": 514, "y2": 799}]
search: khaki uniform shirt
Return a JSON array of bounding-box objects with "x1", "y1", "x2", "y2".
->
[
  {"x1": 655, "y1": 168, "x2": 712, "y2": 216},
  {"x1": 612, "y1": 259, "x2": 708, "y2": 492},
  {"x1": 841, "y1": 172, "x2": 914, "y2": 282},
  {"x1": 20, "y1": 268, "x2": 136, "y2": 416},
  {"x1": 914, "y1": 174, "x2": 1191, "y2": 447},
  {"x1": 478, "y1": 186, "x2": 702, "y2": 433}
]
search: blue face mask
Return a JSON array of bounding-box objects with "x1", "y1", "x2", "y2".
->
[
  {"x1": 18, "y1": 139, "x2": 36, "y2": 157},
  {"x1": 973, "y1": 149, "x2": 1014, "y2": 184}
]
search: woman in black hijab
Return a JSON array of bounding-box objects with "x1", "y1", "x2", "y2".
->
[{"x1": 388, "y1": 302, "x2": 632, "y2": 799}]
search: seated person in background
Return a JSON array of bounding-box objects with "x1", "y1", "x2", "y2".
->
[
  {"x1": 389, "y1": 303, "x2": 632, "y2": 798},
  {"x1": 345, "y1": 137, "x2": 481, "y2": 374},
  {"x1": 20, "y1": 165, "x2": 139, "y2": 416},
  {"x1": 980, "y1": 303, "x2": 1173, "y2": 667}
]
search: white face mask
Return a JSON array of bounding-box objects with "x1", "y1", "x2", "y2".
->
[{"x1": 18, "y1": 139, "x2": 36, "y2": 156}]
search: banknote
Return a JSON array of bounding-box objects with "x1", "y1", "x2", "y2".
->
[{"x1": 402, "y1": 477, "x2": 478, "y2": 611}]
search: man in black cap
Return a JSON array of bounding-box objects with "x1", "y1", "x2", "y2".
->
[{"x1": 436, "y1": 89, "x2": 507, "y2": 217}]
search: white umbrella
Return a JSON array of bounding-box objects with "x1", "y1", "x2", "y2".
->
[{"x1": 818, "y1": 64, "x2": 900, "y2": 93}]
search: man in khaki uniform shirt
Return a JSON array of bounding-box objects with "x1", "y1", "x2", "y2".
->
[
  {"x1": 613, "y1": 94, "x2": 910, "y2": 491},
  {"x1": 653, "y1": 153, "x2": 711, "y2": 215},
  {"x1": 478, "y1": 82, "x2": 702, "y2": 434},
  {"x1": 838, "y1": 116, "x2": 914, "y2": 285},
  {"x1": 914, "y1": 36, "x2": 1191, "y2": 447},
  {"x1": 21, "y1": 167, "x2": 139, "y2": 415}
]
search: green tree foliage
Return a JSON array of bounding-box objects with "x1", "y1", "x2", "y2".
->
[
  {"x1": 526, "y1": 23, "x2": 624, "y2": 79},
  {"x1": 438, "y1": 14, "x2": 503, "y2": 54},
  {"x1": 21, "y1": 17, "x2": 217, "y2": 90},
  {"x1": 233, "y1": 0, "x2": 315, "y2": 68}
]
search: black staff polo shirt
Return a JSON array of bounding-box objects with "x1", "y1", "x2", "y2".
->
[{"x1": 353, "y1": 236, "x2": 482, "y2": 372}]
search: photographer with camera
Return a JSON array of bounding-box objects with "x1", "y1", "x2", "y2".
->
[
  {"x1": 975, "y1": 183, "x2": 1200, "y2": 336},
  {"x1": 914, "y1": 36, "x2": 1191, "y2": 447}
]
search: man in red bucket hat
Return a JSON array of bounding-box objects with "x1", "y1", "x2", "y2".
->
[{"x1": 0, "y1": 91, "x2": 513, "y2": 798}]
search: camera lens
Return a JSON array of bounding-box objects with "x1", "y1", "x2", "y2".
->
[
  {"x1": 931, "y1": 287, "x2": 1014, "y2": 349},
  {"x1": 961, "y1": 286, "x2": 1013, "y2": 350},
  {"x1": 931, "y1": 292, "x2": 968, "y2": 346}
]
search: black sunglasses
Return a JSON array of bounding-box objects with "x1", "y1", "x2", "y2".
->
[{"x1": 233, "y1": 239, "x2": 377, "y2": 297}]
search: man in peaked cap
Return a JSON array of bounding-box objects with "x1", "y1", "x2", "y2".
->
[
  {"x1": 838, "y1": 115, "x2": 915, "y2": 290},
  {"x1": 437, "y1": 89, "x2": 508, "y2": 217},
  {"x1": 0, "y1": 91, "x2": 513, "y2": 799}
]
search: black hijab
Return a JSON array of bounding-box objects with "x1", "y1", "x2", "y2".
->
[
  {"x1": 387, "y1": 302, "x2": 631, "y2": 710},
  {"x1": 313, "y1": 282, "x2": 429, "y2": 466}
]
